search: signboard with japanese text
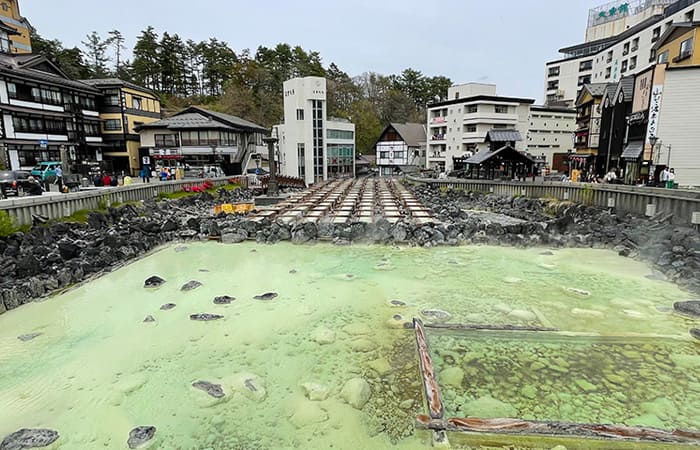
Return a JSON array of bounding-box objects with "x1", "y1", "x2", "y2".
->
[
  {"x1": 646, "y1": 85, "x2": 663, "y2": 146},
  {"x1": 633, "y1": 70, "x2": 653, "y2": 113}
]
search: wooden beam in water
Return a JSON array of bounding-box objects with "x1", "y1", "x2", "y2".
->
[
  {"x1": 422, "y1": 323, "x2": 559, "y2": 332},
  {"x1": 415, "y1": 415, "x2": 700, "y2": 445},
  {"x1": 413, "y1": 318, "x2": 444, "y2": 420}
]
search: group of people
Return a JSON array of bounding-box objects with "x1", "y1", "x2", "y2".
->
[
  {"x1": 660, "y1": 167, "x2": 676, "y2": 189},
  {"x1": 93, "y1": 172, "x2": 120, "y2": 187}
]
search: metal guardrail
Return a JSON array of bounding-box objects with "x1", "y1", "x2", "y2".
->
[
  {"x1": 405, "y1": 176, "x2": 700, "y2": 226},
  {"x1": 0, "y1": 177, "x2": 235, "y2": 226}
]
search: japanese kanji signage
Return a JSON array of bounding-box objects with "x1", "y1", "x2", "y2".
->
[
  {"x1": 646, "y1": 85, "x2": 664, "y2": 145},
  {"x1": 598, "y1": 2, "x2": 630, "y2": 19}
]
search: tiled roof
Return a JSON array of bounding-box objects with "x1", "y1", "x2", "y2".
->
[
  {"x1": 585, "y1": 83, "x2": 608, "y2": 97},
  {"x1": 137, "y1": 113, "x2": 234, "y2": 130},
  {"x1": 191, "y1": 107, "x2": 268, "y2": 133},
  {"x1": 80, "y1": 78, "x2": 156, "y2": 96},
  {"x1": 486, "y1": 129, "x2": 523, "y2": 143},
  {"x1": 0, "y1": 53, "x2": 99, "y2": 93},
  {"x1": 389, "y1": 123, "x2": 426, "y2": 147},
  {"x1": 466, "y1": 145, "x2": 534, "y2": 165}
]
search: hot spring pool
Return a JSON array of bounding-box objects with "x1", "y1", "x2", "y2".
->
[{"x1": 0, "y1": 242, "x2": 698, "y2": 449}]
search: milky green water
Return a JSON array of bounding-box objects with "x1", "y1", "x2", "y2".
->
[{"x1": 0, "y1": 243, "x2": 698, "y2": 450}]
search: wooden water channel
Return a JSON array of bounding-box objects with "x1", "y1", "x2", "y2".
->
[
  {"x1": 250, "y1": 178, "x2": 436, "y2": 225},
  {"x1": 412, "y1": 319, "x2": 700, "y2": 447}
]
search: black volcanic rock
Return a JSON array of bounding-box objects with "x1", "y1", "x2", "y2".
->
[{"x1": 144, "y1": 276, "x2": 165, "y2": 288}]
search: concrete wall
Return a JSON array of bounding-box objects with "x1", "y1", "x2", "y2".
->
[
  {"x1": 0, "y1": 178, "x2": 234, "y2": 226},
  {"x1": 407, "y1": 176, "x2": 700, "y2": 226}
]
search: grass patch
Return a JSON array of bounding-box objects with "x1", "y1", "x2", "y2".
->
[
  {"x1": 55, "y1": 209, "x2": 96, "y2": 224},
  {"x1": 156, "y1": 183, "x2": 241, "y2": 201},
  {"x1": 0, "y1": 210, "x2": 28, "y2": 237}
]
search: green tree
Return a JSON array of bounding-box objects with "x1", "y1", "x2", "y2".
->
[
  {"x1": 31, "y1": 29, "x2": 90, "y2": 79},
  {"x1": 132, "y1": 26, "x2": 160, "y2": 90},
  {"x1": 158, "y1": 32, "x2": 187, "y2": 95},
  {"x1": 200, "y1": 38, "x2": 237, "y2": 96},
  {"x1": 106, "y1": 29, "x2": 127, "y2": 78},
  {"x1": 348, "y1": 99, "x2": 383, "y2": 155},
  {"x1": 81, "y1": 31, "x2": 110, "y2": 77}
]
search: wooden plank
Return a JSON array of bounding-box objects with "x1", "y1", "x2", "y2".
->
[
  {"x1": 422, "y1": 323, "x2": 559, "y2": 332},
  {"x1": 413, "y1": 318, "x2": 444, "y2": 420},
  {"x1": 415, "y1": 416, "x2": 700, "y2": 445}
]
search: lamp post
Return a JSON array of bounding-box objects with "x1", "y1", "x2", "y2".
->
[{"x1": 263, "y1": 135, "x2": 279, "y2": 196}]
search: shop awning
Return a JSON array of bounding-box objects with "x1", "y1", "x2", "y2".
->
[{"x1": 621, "y1": 140, "x2": 644, "y2": 160}]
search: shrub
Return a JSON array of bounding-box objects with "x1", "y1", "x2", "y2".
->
[{"x1": 0, "y1": 211, "x2": 20, "y2": 237}]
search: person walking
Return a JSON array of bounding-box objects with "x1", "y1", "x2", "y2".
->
[
  {"x1": 660, "y1": 167, "x2": 670, "y2": 188},
  {"x1": 54, "y1": 165, "x2": 63, "y2": 192},
  {"x1": 666, "y1": 168, "x2": 676, "y2": 189}
]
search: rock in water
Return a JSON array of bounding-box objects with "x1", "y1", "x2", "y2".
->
[
  {"x1": 144, "y1": 276, "x2": 165, "y2": 288},
  {"x1": 143, "y1": 315, "x2": 155, "y2": 323},
  {"x1": 420, "y1": 309, "x2": 452, "y2": 322},
  {"x1": 254, "y1": 292, "x2": 278, "y2": 301},
  {"x1": 213, "y1": 296, "x2": 235, "y2": 305},
  {"x1": 341, "y1": 378, "x2": 371, "y2": 410},
  {"x1": 0, "y1": 428, "x2": 59, "y2": 450},
  {"x1": 181, "y1": 280, "x2": 202, "y2": 291},
  {"x1": 127, "y1": 426, "x2": 156, "y2": 449},
  {"x1": 160, "y1": 303, "x2": 176, "y2": 311},
  {"x1": 674, "y1": 301, "x2": 700, "y2": 318},
  {"x1": 174, "y1": 245, "x2": 189, "y2": 253},
  {"x1": 691, "y1": 328, "x2": 700, "y2": 341},
  {"x1": 190, "y1": 313, "x2": 223, "y2": 322},
  {"x1": 390, "y1": 299, "x2": 406, "y2": 307},
  {"x1": 17, "y1": 333, "x2": 42, "y2": 342},
  {"x1": 192, "y1": 381, "x2": 225, "y2": 398}
]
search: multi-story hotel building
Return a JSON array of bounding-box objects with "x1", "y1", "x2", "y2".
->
[
  {"x1": 544, "y1": 0, "x2": 699, "y2": 106},
  {"x1": 80, "y1": 78, "x2": 161, "y2": 175},
  {"x1": 0, "y1": 0, "x2": 31, "y2": 54},
  {"x1": 425, "y1": 83, "x2": 533, "y2": 173},
  {"x1": 0, "y1": 53, "x2": 103, "y2": 171},
  {"x1": 527, "y1": 105, "x2": 577, "y2": 171},
  {"x1": 274, "y1": 77, "x2": 356, "y2": 185}
]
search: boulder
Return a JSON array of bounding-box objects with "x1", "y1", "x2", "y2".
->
[
  {"x1": 310, "y1": 327, "x2": 336, "y2": 345},
  {"x1": 190, "y1": 313, "x2": 223, "y2": 321},
  {"x1": 127, "y1": 426, "x2": 156, "y2": 449},
  {"x1": 301, "y1": 382, "x2": 330, "y2": 401},
  {"x1": 341, "y1": 378, "x2": 371, "y2": 410},
  {"x1": 288, "y1": 402, "x2": 329, "y2": 429},
  {"x1": 420, "y1": 309, "x2": 452, "y2": 323},
  {"x1": 57, "y1": 240, "x2": 80, "y2": 260},
  {"x1": 17, "y1": 333, "x2": 42, "y2": 342},
  {"x1": 160, "y1": 303, "x2": 176, "y2": 311},
  {"x1": 227, "y1": 373, "x2": 267, "y2": 401},
  {"x1": 674, "y1": 301, "x2": 700, "y2": 317},
  {"x1": 221, "y1": 230, "x2": 248, "y2": 244},
  {"x1": 181, "y1": 280, "x2": 202, "y2": 291},
  {"x1": 0, "y1": 428, "x2": 59, "y2": 450},
  {"x1": 213, "y1": 296, "x2": 235, "y2": 305},
  {"x1": 144, "y1": 276, "x2": 165, "y2": 288},
  {"x1": 253, "y1": 292, "x2": 278, "y2": 301},
  {"x1": 143, "y1": 315, "x2": 155, "y2": 323},
  {"x1": 691, "y1": 328, "x2": 700, "y2": 341},
  {"x1": 192, "y1": 381, "x2": 225, "y2": 398}
]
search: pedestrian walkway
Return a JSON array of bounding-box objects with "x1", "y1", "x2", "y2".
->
[{"x1": 249, "y1": 178, "x2": 437, "y2": 225}]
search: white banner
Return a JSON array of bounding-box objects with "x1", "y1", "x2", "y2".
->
[{"x1": 646, "y1": 85, "x2": 664, "y2": 146}]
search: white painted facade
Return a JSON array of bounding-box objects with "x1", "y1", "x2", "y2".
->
[
  {"x1": 585, "y1": 0, "x2": 676, "y2": 42},
  {"x1": 275, "y1": 77, "x2": 355, "y2": 184},
  {"x1": 655, "y1": 67, "x2": 700, "y2": 186},
  {"x1": 545, "y1": 0, "x2": 699, "y2": 105},
  {"x1": 527, "y1": 106, "x2": 577, "y2": 167},
  {"x1": 425, "y1": 83, "x2": 532, "y2": 173}
]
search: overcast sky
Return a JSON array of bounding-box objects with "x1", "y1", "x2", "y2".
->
[{"x1": 22, "y1": 0, "x2": 597, "y2": 103}]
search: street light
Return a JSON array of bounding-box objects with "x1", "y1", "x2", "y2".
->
[{"x1": 262, "y1": 134, "x2": 279, "y2": 196}]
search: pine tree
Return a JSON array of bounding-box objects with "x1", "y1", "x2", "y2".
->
[
  {"x1": 132, "y1": 26, "x2": 160, "y2": 90},
  {"x1": 106, "y1": 29, "x2": 127, "y2": 78},
  {"x1": 81, "y1": 31, "x2": 110, "y2": 78}
]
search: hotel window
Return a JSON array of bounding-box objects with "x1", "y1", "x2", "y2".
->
[
  {"x1": 1, "y1": 4, "x2": 8, "y2": 11},
  {"x1": 578, "y1": 75, "x2": 591, "y2": 86},
  {"x1": 466, "y1": 105, "x2": 478, "y2": 113},
  {"x1": 103, "y1": 119, "x2": 121, "y2": 131},
  {"x1": 579, "y1": 59, "x2": 593, "y2": 71},
  {"x1": 495, "y1": 105, "x2": 509, "y2": 114},
  {"x1": 679, "y1": 37, "x2": 694, "y2": 59},
  {"x1": 327, "y1": 129, "x2": 354, "y2": 139},
  {"x1": 629, "y1": 56, "x2": 637, "y2": 70},
  {"x1": 623, "y1": 42, "x2": 630, "y2": 56},
  {"x1": 297, "y1": 143, "x2": 305, "y2": 178},
  {"x1": 547, "y1": 80, "x2": 559, "y2": 90},
  {"x1": 631, "y1": 37, "x2": 639, "y2": 52},
  {"x1": 492, "y1": 124, "x2": 508, "y2": 129},
  {"x1": 464, "y1": 125, "x2": 477, "y2": 133},
  {"x1": 686, "y1": 10, "x2": 694, "y2": 22},
  {"x1": 652, "y1": 26, "x2": 661, "y2": 42},
  {"x1": 605, "y1": 67, "x2": 611, "y2": 79},
  {"x1": 657, "y1": 50, "x2": 669, "y2": 64},
  {"x1": 548, "y1": 66, "x2": 560, "y2": 77},
  {"x1": 103, "y1": 92, "x2": 120, "y2": 106},
  {"x1": 132, "y1": 96, "x2": 142, "y2": 110},
  {"x1": 606, "y1": 50, "x2": 613, "y2": 63},
  {"x1": 296, "y1": 108, "x2": 304, "y2": 120},
  {"x1": 82, "y1": 123, "x2": 100, "y2": 137},
  {"x1": 155, "y1": 134, "x2": 179, "y2": 147},
  {"x1": 379, "y1": 151, "x2": 389, "y2": 159},
  {"x1": 7, "y1": 82, "x2": 16, "y2": 98},
  {"x1": 621, "y1": 60, "x2": 628, "y2": 72},
  {"x1": 649, "y1": 48, "x2": 657, "y2": 62}
]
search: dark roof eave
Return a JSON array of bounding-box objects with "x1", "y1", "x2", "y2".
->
[
  {"x1": 428, "y1": 95, "x2": 535, "y2": 108},
  {"x1": 0, "y1": 69, "x2": 100, "y2": 94}
]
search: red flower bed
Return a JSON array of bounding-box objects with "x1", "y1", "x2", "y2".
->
[{"x1": 182, "y1": 179, "x2": 214, "y2": 193}]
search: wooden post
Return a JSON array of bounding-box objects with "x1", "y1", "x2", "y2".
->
[{"x1": 413, "y1": 318, "x2": 444, "y2": 420}]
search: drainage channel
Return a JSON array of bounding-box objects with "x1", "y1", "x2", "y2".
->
[{"x1": 412, "y1": 318, "x2": 700, "y2": 448}]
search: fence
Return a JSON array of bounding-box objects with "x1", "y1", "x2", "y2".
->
[
  {"x1": 0, "y1": 177, "x2": 236, "y2": 226},
  {"x1": 406, "y1": 176, "x2": 700, "y2": 227}
]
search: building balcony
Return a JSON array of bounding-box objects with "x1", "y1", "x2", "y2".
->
[
  {"x1": 430, "y1": 134, "x2": 446, "y2": 142},
  {"x1": 463, "y1": 112, "x2": 519, "y2": 123},
  {"x1": 427, "y1": 153, "x2": 446, "y2": 160}
]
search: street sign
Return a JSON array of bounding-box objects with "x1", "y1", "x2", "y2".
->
[
  {"x1": 142, "y1": 156, "x2": 151, "y2": 166},
  {"x1": 39, "y1": 139, "x2": 48, "y2": 149}
]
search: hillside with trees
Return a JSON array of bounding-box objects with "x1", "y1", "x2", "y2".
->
[{"x1": 30, "y1": 27, "x2": 451, "y2": 154}]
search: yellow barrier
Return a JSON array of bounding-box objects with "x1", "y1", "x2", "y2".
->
[{"x1": 213, "y1": 203, "x2": 255, "y2": 215}]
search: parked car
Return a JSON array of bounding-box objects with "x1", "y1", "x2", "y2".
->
[
  {"x1": 31, "y1": 161, "x2": 62, "y2": 181},
  {"x1": 0, "y1": 170, "x2": 32, "y2": 198}
]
